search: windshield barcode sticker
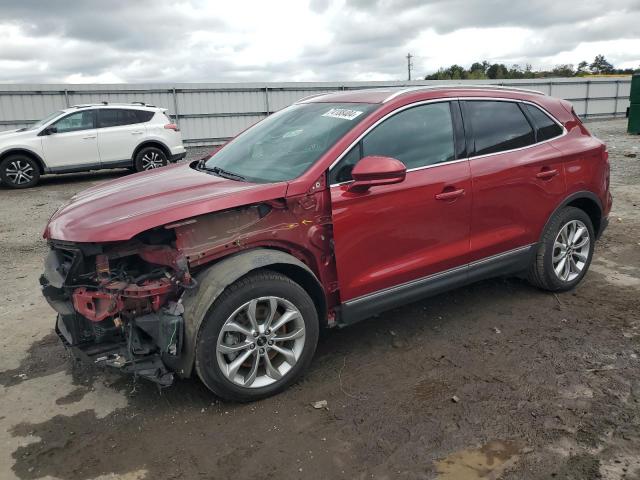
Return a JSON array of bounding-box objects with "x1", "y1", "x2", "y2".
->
[{"x1": 322, "y1": 108, "x2": 364, "y2": 121}]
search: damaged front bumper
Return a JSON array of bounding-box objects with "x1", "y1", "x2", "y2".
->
[{"x1": 41, "y1": 240, "x2": 193, "y2": 387}]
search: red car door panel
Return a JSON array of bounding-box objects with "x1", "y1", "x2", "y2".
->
[
  {"x1": 468, "y1": 143, "x2": 566, "y2": 261},
  {"x1": 461, "y1": 99, "x2": 568, "y2": 263},
  {"x1": 331, "y1": 161, "x2": 471, "y2": 301}
]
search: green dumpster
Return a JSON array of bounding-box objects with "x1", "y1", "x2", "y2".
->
[{"x1": 628, "y1": 73, "x2": 640, "y2": 134}]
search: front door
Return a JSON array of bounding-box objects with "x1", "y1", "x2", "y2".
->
[
  {"x1": 41, "y1": 110, "x2": 99, "y2": 170},
  {"x1": 330, "y1": 101, "x2": 471, "y2": 303}
]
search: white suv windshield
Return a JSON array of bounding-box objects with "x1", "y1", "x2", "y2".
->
[
  {"x1": 27, "y1": 110, "x2": 64, "y2": 131},
  {"x1": 203, "y1": 102, "x2": 376, "y2": 183}
]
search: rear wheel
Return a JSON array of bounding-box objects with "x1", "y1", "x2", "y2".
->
[
  {"x1": 195, "y1": 270, "x2": 319, "y2": 402},
  {"x1": 134, "y1": 146, "x2": 168, "y2": 172},
  {"x1": 0, "y1": 154, "x2": 40, "y2": 188},
  {"x1": 528, "y1": 206, "x2": 595, "y2": 292}
]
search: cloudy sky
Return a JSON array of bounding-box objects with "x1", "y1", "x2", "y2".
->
[{"x1": 0, "y1": 0, "x2": 638, "y2": 83}]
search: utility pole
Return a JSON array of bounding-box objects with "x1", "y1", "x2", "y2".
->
[{"x1": 406, "y1": 53, "x2": 413, "y2": 81}]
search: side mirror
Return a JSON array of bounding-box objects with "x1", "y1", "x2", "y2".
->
[
  {"x1": 42, "y1": 126, "x2": 58, "y2": 135},
  {"x1": 347, "y1": 155, "x2": 406, "y2": 192}
]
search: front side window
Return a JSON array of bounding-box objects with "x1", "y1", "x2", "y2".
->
[
  {"x1": 52, "y1": 110, "x2": 95, "y2": 133},
  {"x1": 329, "y1": 102, "x2": 455, "y2": 184},
  {"x1": 203, "y1": 102, "x2": 376, "y2": 183},
  {"x1": 523, "y1": 104, "x2": 563, "y2": 141},
  {"x1": 464, "y1": 101, "x2": 535, "y2": 156}
]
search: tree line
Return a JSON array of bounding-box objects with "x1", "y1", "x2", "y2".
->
[{"x1": 424, "y1": 55, "x2": 638, "y2": 80}]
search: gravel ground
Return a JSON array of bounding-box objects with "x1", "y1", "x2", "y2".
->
[{"x1": 0, "y1": 119, "x2": 639, "y2": 480}]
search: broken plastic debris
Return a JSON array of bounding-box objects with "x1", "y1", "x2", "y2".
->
[
  {"x1": 312, "y1": 400, "x2": 328, "y2": 409},
  {"x1": 452, "y1": 395, "x2": 460, "y2": 403}
]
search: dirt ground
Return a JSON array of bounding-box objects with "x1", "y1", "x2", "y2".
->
[{"x1": 0, "y1": 119, "x2": 639, "y2": 480}]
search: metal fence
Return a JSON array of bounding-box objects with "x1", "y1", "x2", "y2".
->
[{"x1": 0, "y1": 78, "x2": 631, "y2": 146}]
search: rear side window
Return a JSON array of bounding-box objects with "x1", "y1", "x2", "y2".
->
[
  {"x1": 523, "y1": 104, "x2": 563, "y2": 141},
  {"x1": 97, "y1": 109, "x2": 151, "y2": 128},
  {"x1": 464, "y1": 101, "x2": 535, "y2": 156}
]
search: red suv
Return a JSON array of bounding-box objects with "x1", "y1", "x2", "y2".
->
[{"x1": 41, "y1": 86, "x2": 612, "y2": 401}]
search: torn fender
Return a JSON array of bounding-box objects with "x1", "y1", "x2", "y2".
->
[{"x1": 174, "y1": 248, "x2": 325, "y2": 378}]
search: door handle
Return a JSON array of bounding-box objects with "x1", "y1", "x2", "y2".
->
[
  {"x1": 82, "y1": 135, "x2": 96, "y2": 140},
  {"x1": 435, "y1": 188, "x2": 465, "y2": 201},
  {"x1": 131, "y1": 131, "x2": 144, "y2": 135},
  {"x1": 536, "y1": 168, "x2": 559, "y2": 179}
]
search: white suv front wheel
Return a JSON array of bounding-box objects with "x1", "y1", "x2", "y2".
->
[{"x1": 0, "y1": 154, "x2": 41, "y2": 189}]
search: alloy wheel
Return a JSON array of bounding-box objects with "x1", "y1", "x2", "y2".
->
[
  {"x1": 552, "y1": 219, "x2": 591, "y2": 282},
  {"x1": 216, "y1": 296, "x2": 306, "y2": 388},
  {"x1": 141, "y1": 151, "x2": 165, "y2": 170},
  {"x1": 5, "y1": 159, "x2": 35, "y2": 185}
]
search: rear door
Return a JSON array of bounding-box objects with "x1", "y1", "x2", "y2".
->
[
  {"x1": 40, "y1": 110, "x2": 99, "y2": 169},
  {"x1": 330, "y1": 101, "x2": 471, "y2": 302},
  {"x1": 96, "y1": 109, "x2": 151, "y2": 166},
  {"x1": 462, "y1": 99, "x2": 567, "y2": 262}
]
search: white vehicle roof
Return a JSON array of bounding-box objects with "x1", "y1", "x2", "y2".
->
[{"x1": 65, "y1": 103, "x2": 166, "y2": 112}]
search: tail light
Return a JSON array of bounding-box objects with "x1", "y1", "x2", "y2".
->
[{"x1": 164, "y1": 123, "x2": 180, "y2": 132}]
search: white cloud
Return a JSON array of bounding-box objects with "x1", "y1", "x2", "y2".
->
[{"x1": 0, "y1": 0, "x2": 637, "y2": 83}]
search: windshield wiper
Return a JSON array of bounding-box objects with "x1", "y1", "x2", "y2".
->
[{"x1": 200, "y1": 163, "x2": 246, "y2": 181}]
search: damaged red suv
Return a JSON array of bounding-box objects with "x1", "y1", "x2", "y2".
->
[{"x1": 41, "y1": 86, "x2": 612, "y2": 401}]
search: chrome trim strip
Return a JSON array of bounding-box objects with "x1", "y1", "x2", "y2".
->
[
  {"x1": 328, "y1": 97, "x2": 567, "y2": 188},
  {"x1": 382, "y1": 85, "x2": 546, "y2": 103},
  {"x1": 344, "y1": 244, "x2": 535, "y2": 305}
]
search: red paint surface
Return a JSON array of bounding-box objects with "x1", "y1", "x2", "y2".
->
[
  {"x1": 45, "y1": 86, "x2": 611, "y2": 312},
  {"x1": 331, "y1": 161, "x2": 472, "y2": 300}
]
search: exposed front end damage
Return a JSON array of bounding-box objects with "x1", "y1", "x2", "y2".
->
[
  {"x1": 41, "y1": 178, "x2": 337, "y2": 388},
  {"x1": 40, "y1": 237, "x2": 194, "y2": 386}
]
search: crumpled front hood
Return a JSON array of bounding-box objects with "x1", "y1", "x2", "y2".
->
[{"x1": 44, "y1": 162, "x2": 288, "y2": 243}]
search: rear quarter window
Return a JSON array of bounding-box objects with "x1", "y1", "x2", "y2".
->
[
  {"x1": 523, "y1": 104, "x2": 563, "y2": 141},
  {"x1": 464, "y1": 100, "x2": 535, "y2": 156},
  {"x1": 135, "y1": 110, "x2": 155, "y2": 123}
]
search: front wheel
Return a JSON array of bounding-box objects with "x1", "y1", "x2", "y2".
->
[
  {"x1": 0, "y1": 155, "x2": 40, "y2": 188},
  {"x1": 528, "y1": 206, "x2": 595, "y2": 292},
  {"x1": 195, "y1": 270, "x2": 319, "y2": 402}
]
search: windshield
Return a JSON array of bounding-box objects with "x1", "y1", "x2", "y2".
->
[
  {"x1": 26, "y1": 110, "x2": 64, "y2": 131},
  {"x1": 203, "y1": 102, "x2": 376, "y2": 182}
]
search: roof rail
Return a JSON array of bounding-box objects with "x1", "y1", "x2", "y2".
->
[
  {"x1": 383, "y1": 84, "x2": 546, "y2": 102},
  {"x1": 71, "y1": 102, "x2": 158, "y2": 109},
  {"x1": 71, "y1": 103, "x2": 104, "y2": 108}
]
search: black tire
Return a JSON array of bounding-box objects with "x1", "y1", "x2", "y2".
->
[
  {"x1": 527, "y1": 206, "x2": 595, "y2": 292},
  {"x1": 0, "y1": 154, "x2": 40, "y2": 188},
  {"x1": 133, "y1": 146, "x2": 168, "y2": 172},
  {"x1": 195, "y1": 270, "x2": 319, "y2": 402}
]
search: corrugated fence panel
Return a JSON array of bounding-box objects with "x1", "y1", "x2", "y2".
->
[{"x1": 0, "y1": 78, "x2": 631, "y2": 143}]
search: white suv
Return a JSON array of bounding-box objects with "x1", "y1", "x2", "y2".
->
[{"x1": 0, "y1": 103, "x2": 186, "y2": 188}]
